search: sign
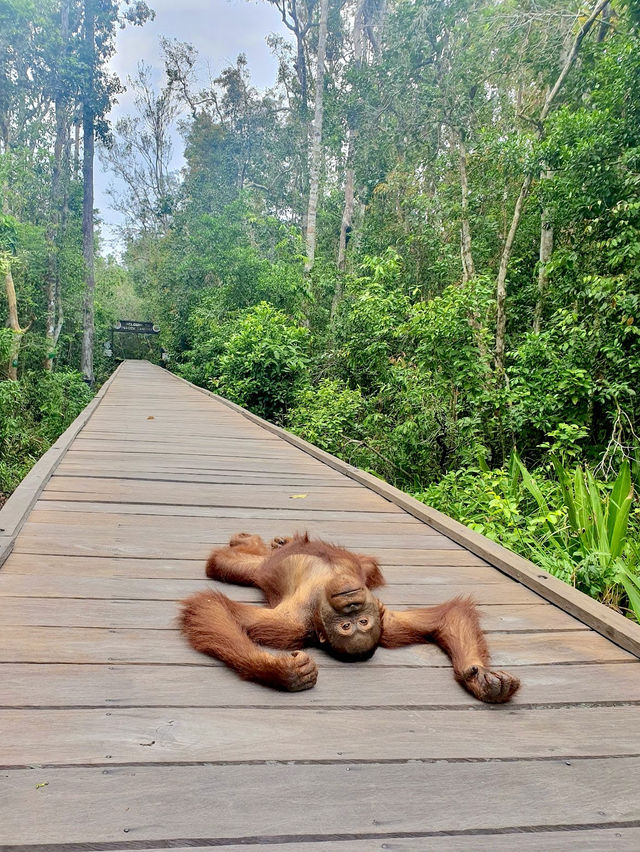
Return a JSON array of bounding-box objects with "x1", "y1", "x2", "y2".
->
[{"x1": 113, "y1": 320, "x2": 160, "y2": 334}]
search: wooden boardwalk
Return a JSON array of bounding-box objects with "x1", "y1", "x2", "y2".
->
[{"x1": 1, "y1": 359, "x2": 640, "y2": 850}]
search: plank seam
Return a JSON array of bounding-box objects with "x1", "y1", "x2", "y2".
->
[
  {"x1": 0, "y1": 659, "x2": 633, "y2": 669},
  {"x1": 2, "y1": 701, "x2": 639, "y2": 711},
  {"x1": 3, "y1": 754, "x2": 640, "y2": 771},
  {"x1": 3, "y1": 822, "x2": 640, "y2": 852}
]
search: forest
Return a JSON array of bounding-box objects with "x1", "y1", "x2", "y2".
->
[{"x1": 1, "y1": 0, "x2": 639, "y2": 621}]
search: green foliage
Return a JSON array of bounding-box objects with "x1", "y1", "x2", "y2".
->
[
  {"x1": 0, "y1": 370, "x2": 92, "y2": 495},
  {"x1": 25, "y1": 370, "x2": 93, "y2": 442},
  {"x1": 419, "y1": 454, "x2": 640, "y2": 622},
  {"x1": 332, "y1": 256, "x2": 411, "y2": 392},
  {"x1": 287, "y1": 378, "x2": 368, "y2": 456},
  {"x1": 213, "y1": 302, "x2": 310, "y2": 421}
]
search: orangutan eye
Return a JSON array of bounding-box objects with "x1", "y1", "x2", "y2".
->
[
  {"x1": 359, "y1": 618, "x2": 369, "y2": 626},
  {"x1": 341, "y1": 622, "x2": 351, "y2": 631}
]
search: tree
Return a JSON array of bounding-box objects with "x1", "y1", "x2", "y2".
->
[
  {"x1": 101, "y1": 63, "x2": 179, "y2": 237},
  {"x1": 0, "y1": 215, "x2": 32, "y2": 380},
  {"x1": 494, "y1": 0, "x2": 612, "y2": 378},
  {"x1": 80, "y1": 0, "x2": 153, "y2": 383},
  {"x1": 304, "y1": 0, "x2": 329, "y2": 271}
]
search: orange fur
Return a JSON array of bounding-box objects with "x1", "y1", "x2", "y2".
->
[{"x1": 180, "y1": 533, "x2": 520, "y2": 701}]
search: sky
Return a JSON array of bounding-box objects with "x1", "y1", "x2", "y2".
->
[{"x1": 98, "y1": 0, "x2": 290, "y2": 252}]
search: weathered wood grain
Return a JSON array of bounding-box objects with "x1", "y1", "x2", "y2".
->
[
  {"x1": 3, "y1": 705, "x2": 640, "y2": 765},
  {"x1": 0, "y1": 625, "x2": 631, "y2": 665},
  {"x1": 133, "y1": 834, "x2": 640, "y2": 852},
  {"x1": 0, "y1": 596, "x2": 584, "y2": 632},
  {"x1": 42, "y1": 477, "x2": 404, "y2": 512},
  {"x1": 0, "y1": 552, "x2": 500, "y2": 580},
  {"x1": 3, "y1": 661, "x2": 639, "y2": 708},
  {"x1": 27, "y1": 503, "x2": 430, "y2": 527},
  {"x1": 16, "y1": 516, "x2": 456, "y2": 546},
  {"x1": 1, "y1": 760, "x2": 639, "y2": 846},
  {"x1": 0, "y1": 573, "x2": 545, "y2": 604}
]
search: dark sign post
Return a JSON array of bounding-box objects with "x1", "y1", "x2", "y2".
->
[{"x1": 110, "y1": 320, "x2": 162, "y2": 362}]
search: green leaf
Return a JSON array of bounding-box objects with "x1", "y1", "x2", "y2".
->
[
  {"x1": 618, "y1": 568, "x2": 640, "y2": 623},
  {"x1": 607, "y1": 462, "x2": 633, "y2": 559}
]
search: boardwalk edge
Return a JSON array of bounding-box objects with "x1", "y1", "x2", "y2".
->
[
  {"x1": 165, "y1": 364, "x2": 640, "y2": 659},
  {"x1": 0, "y1": 362, "x2": 125, "y2": 569}
]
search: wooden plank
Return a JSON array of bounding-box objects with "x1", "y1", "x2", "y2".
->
[
  {"x1": 27, "y1": 504, "x2": 428, "y2": 527},
  {"x1": 3, "y1": 706, "x2": 640, "y2": 766},
  {"x1": 41, "y1": 477, "x2": 404, "y2": 512},
  {"x1": 73, "y1": 435, "x2": 283, "y2": 447},
  {"x1": 69, "y1": 438, "x2": 314, "y2": 457},
  {"x1": 55, "y1": 468, "x2": 353, "y2": 487},
  {"x1": 13, "y1": 536, "x2": 483, "y2": 560},
  {"x1": 0, "y1": 597, "x2": 584, "y2": 632},
  {"x1": 0, "y1": 574, "x2": 544, "y2": 604},
  {"x1": 1, "y1": 760, "x2": 639, "y2": 845},
  {"x1": 12, "y1": 524, "x2": 486, "y2": 558},
  {"x1": 0, "y1": 626, "x2": 631, "y2": 665},
  {"x1": 125, "y1": 834, "x2": 640, "y2": 852},
  {"x1": 3, "y1": 661, "x2": 639, "y2": 709},
  {"x1": 0, "y1": 552, "x2": 502, "y2": 581},
  {"x1": 63, "y1": 449, "x2": 333, "y2": 472},
  {"x1": 18, "y1": 515, "x2": 446, "y2": 540}
]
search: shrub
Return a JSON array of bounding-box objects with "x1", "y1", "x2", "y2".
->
[
  {"x1": 0, "y1": 370, "x2": 92, "y2": 495},
  {"x1": 287, "y1": 378, "x2": 368, "y2": 456},
  {"x1": 214, "y1": 302, "x2": 310, "y2": 421}
]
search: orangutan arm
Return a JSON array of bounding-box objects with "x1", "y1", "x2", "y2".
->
[{"x1": 381, "y1": 596, "x2": 519, "y2": 703}]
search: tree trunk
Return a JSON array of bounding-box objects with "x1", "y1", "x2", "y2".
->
[
  {"x1": 533, "y1": 175, "x2": 554, "y2": 334},
  {"x1": 45, "y1": 2, "x2": 70, "y2": 371},
  {"x1": 304, "y1": 0, "x2": 329, "y2": 273},
  {"x1": 4, "y1": 262, "x2": 25, "y2": 381},
  {"x1": 81, "y1": 0, "x2": 95, "y2": 384},
  {"x1": 458, "y1": 133, "x2": 475, "y2": 283},
  {"x1": 296, "y1": 26, "x2": 308, "y2": 115},
  {"x1": 336, "y1": 0, "x2": 365, "y2": 280},
  {"x1": 493, "y1": 0, "x2": 610, "y2": 377},
  {"x1": 336, "y1": 160, "x2": 355, "y2": 273},
  {"x1": 74, "y1": 120, "x2": 81, "y2": 173}
]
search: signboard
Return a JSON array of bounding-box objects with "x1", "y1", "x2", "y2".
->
[{"x1": 113, "y1": 320, "x2": 160, "y2": 334}]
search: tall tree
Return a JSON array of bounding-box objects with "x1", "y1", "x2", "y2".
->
[
  {"x1": 0, "y1": 215, "x2": 31, "y2": 380},
  {"x1": 102, "y1": 63, "x2": 179, "y2": 237},
  {"x1": 80, "y1": 0, "x2": 153, "y2": 383},
  {"x1": 494, "y1": 0, "x2": 611, "y2": 377},
  {"x1": 336, "y1": 0, "x2": 365, "y2": 275},
  {"x1": 304, "y1": 0, "x2": 329, "y2": 271},
  {"x1": 266, "y1": 0, "x2": 315, "y2": 114},
  {"x1": 80, "y1": 0, "x2": 96, "y2": 382},
  {"x1": 45, "y1": 0, "x2": 75, "y2": 371}
]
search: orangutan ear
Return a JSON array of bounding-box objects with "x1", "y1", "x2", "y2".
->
[
  {"x1": 357, "y1": 555, "x2": 385, "y2": 589},
  {"x1": 317, "y1": 629, "x2": 327, "y2": 644}
]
